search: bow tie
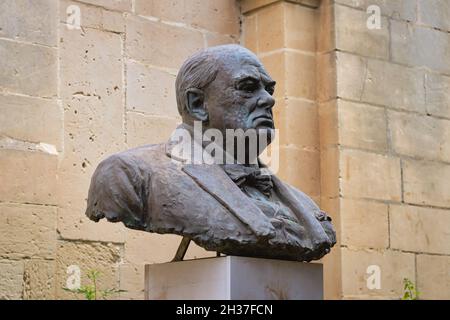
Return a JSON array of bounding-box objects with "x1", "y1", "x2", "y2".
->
[{"x1": 222, "y1": 164, "x2": 273, "y2": 197}]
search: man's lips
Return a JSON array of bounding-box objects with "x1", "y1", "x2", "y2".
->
[{"x1": 253, "y1": 115, "x2": 274, "y2": 128}]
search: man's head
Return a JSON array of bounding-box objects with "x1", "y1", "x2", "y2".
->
[{"x1": 175, "y1": 45, "x2": 276, "y2": 134}]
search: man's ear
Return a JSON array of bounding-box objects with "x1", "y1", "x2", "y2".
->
[{"x1": 186, "y1": 88, "x2": 208, "y2": 122}]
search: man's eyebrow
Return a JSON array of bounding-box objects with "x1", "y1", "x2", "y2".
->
[
  {"x1": 235, "y1": 75, "x2": 260, "y2": 83},
  {"x1": 260, "y1": 73, "x2": 275, "y2": 86}
]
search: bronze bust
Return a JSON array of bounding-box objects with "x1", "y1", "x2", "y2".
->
[{"x1": 85, "y1": 45, "x2": 336, "y2": 262}]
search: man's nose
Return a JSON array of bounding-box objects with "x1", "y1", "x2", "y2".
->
[{"x1": 257, "y1": 90, "x2": 275, "y2": 109}]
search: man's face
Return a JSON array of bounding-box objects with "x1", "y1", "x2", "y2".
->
[{"x1": 203, "y1": 53, "x2": 276, "y2": 134}]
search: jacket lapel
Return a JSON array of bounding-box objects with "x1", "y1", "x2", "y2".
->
[
  {"x1": 181, "y1": 164, "x2": 275, "y2": 239},
  {"x1": 271, "y1": 174, "x2": 329, "y2": 247}
]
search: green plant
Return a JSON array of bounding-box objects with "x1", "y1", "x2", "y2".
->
[
  {"x1": 63, "y1": 269, "x2": 126, "y2": 300},
  {"x1": 401, "y1": 278, "x2": 420, "y2": 300}
]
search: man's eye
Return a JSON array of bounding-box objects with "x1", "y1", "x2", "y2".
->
[
  {"x1": 239, "y1": 81, "x2": 258, "y2": 93},
  {"x1": 266, "y1": 86, "x2": 275, "y2": 95}
]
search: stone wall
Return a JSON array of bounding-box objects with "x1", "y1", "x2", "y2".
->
[
  {"x1": 1, "y1": 0, "x2": 239, "y2": 299},
  {"x1": 319, "y1": 0, "x2": 450, "y2": 299},
  {"x1": 1, "y1": 0, "x2": 449, "y2": 300}
]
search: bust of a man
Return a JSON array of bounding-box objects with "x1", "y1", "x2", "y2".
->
[{"x1": 86, "y1": 44, "x2": 336, "y2": 261}]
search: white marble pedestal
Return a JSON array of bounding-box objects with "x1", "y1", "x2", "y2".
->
[{"x1": 145, "y1": 256, "x2": 323, "y2": 300}]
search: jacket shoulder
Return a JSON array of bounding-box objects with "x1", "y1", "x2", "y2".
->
[{"x1": 85, "y1": 143, "x2": 166, "y2": 229}]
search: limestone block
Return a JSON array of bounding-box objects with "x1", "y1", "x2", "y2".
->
[
  {"x1": 335, "y1": 0, "x2": 416, "y2": 21},
  {"x1": 425, "y1": 72, "x2": 450, "y2": 119},
  {"x1": 126, "y1": 113, "x2": 180, "y2": 148},
  {"x1": 418, "y1": 0, "x2": 450, "y2": 32},
  {"x1": 337, "y1": 52, "x2": 425, "y2": 113},
  {"x1": 390, "y1": 204, "x2": 450, "y2": 255},
  {"x1": 335, "y1": 4, "x2": 389, "y2": 59},
  {"x1": 0, "y1": 94, "x2": 63, "y2": 150},
  {"x1": 0, "y1": 40, "x2": 57, "y2": 97},
  {"x1": 126, "y1": 61, "x2": 178, "y2": 117},
  {"x1": 320, "y1": 146, "x2": 340, "y2": 198},
  {"x1": 205, "y1": 33, "x2": 237, "y2": 47},
  {"x1": 391, "y1": 20, "x2": 450, "y2": 74},
  {"x1": 55, "y1": 241, "x2": 122, "y2": 299},
  {"x1": 126, "y1": 15, "x2": 204, "y2": 69},
  {"x1": 388, "y1": 110, "x2": 450, "y2": 162},
  {"x1": 278, "y1": 146, "x2": 320, "y2": 198},
  {"x1": 0, "y1": 149, "x2": 57, "y2": 205},
  {"x1": 403, "y1": 159, "x2": 450, "y2": 208},
  {"x1": 274, "y1": 98, "x2": 319, "y2": 149},
  {"x1": 340, "y1": 149, "x2": 401, "y2": 201},
  {"x1": 341, "y1": 248, "x2": 415, "y2": 298},
  {"x1": 417, "y1": 254, "x2": 450, "y2": 300},
  {"x1": 0, "y1": 203, "x2": 57, "y2": 260},
  {"x1": 76, "y1": 0, "x2": 132, "y2": 12},
  {"x1": 338, "y1": 100, "x2": 387, "y2": 152},
  {"x1": 340, "y1": 198, "x2": 389, "y2": 249},
  {"x1": 0, "y1": 260, "x2": 24, "y2": 300},
  {"x1": 135, "y1": 0, "x2": 239, "y2": 35},
  {"x1": 23, "y1": 260, "x2": 56, "y2": 300},
  {"x1": 60, "y1": 0, "x2": 126, "y2": 33},
  {"x1": 0, "y1": 0, "x2": 57, "y2": 46}
]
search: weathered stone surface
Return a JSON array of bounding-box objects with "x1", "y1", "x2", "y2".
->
[
  {"x1": 126, "y1": 113, "x2": 180, "y2": 148},
  {"x1": 285, "y1": 2, "x2": 316, "y2": 52},
  {"x1": 256, "y1": 1, "x2": 285, "y2": 53},
  {"x1": 317, "y1": 52, "x2": 337, "y2": 102},
  {"x1": 390, "y1": 204, "x2": 450, "y2": 255},
  {"x1": 126, "y1": 61, "x2": 178, "y2": 117},
  {"x1": 389, "y1": 110, "x2": 450, "y2": 162},
  {"x1": 0, "y1": 0, "x2": 57, "y2": 46},
  {"x1": 241, "y1": 0, "x2": 320, "y2": 13},
  {"x1": 56, "y1": 241, "x2": 122, "y2": 299},
  {"x1": 403, "y1": 160, "x2": 450, "y2": 208},
  {"x1": 317, "y1": 0, "x2": 334, "y2": 53},
  {"x1": 254, "y1": 1, "x2": 316, "y2": 53},
  {"x1": 76, "y1": 0, "x2": 132, "y2": 11},
  {"x1": 0, "y1": 260, "x2": 24, "y2": 300},
  {"x1": 0, "y1": 94, "x2": 62, "y2": 150},
  {"x1": 341, "y1": 248, "x2": 415, "y2": 298},
  {"x1": 391, "y1": 20, "x2": 450, "y2": 74},
  {"x1": 126, "y1": 15, "x2": 204, "y2": 69},
  {"x1": 261, "y1": 51, "x2": 316, "y2": 100},
  {"x1": 341, "y1": 199, "x2": 389, "y2": 249},
  {"x1": 0, "y1": 149, "x2": 57, "y2": 205},
  {"x1": 188, "y1": 0, "x2": 240, "y2": 35},
  {"x1": 242, "y1": 13, "x2": 258, "y2": 52},
  {"x1": 418, "y1": 0, "x2": 450, "y2": 32},
  {"x1": 417, "y1": 254, "x2": 450, "y2": 300},
  {"x1": 425, "y1": 72, "x2": 450, "y2": 119},
  {"x1": 0, "y1": 203, "x2": 57, "y2": 260},
  {"x1": 124, "y1": 230, "x2": 214, "y2": 266},
  {"x1": 278, "y1": 146, "x2": 320, "y2": 198},
  {"x1": 319, "y1": 100, "x2": 338, "y2": 148},
  {"x1": 205, "y1": 33, "x2": 237, "y2": 47},
  {"x1": 274, "y1": 98, "x2": 319, "y2": 149},
  {"x1": 0, "y1": 40, "x2": 57, "y2": 97},
  {"x1": 23, "y1": 260, "x2": 56, "y2": 300},
  {"x1": 335, "y1": 4, "x2": 389, "y2": 59},
  {"x1": 135, "y1": 0, "x2": 239, "y2": 35},
  {"x1": 58, "y1": 23, "x2": 126, "y2": 243},
  {"x1": 135, "y1": 0, "x2": 187, "y2": 23},
  {"x1": 118, "y1": 263, "x2": 145, "y2": 300},
  {"x1": 60, "y1": 0, "x2": 126, "y2": 33},
  {"x1": 340, "y1": 149, "x2": 401, "y2": 201},
  {"x1": 335, "y1": 0, "x2": 416, "y2": 21},
  {"x1": 339, "y1": 100, "x2": 387, "y2": 152},
  {"x1": 320, "y1": 146, "x2": 340, "y2": 199},
  {"x1": 337, "y1": 52, "x2": 425, "y2": 113}
]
